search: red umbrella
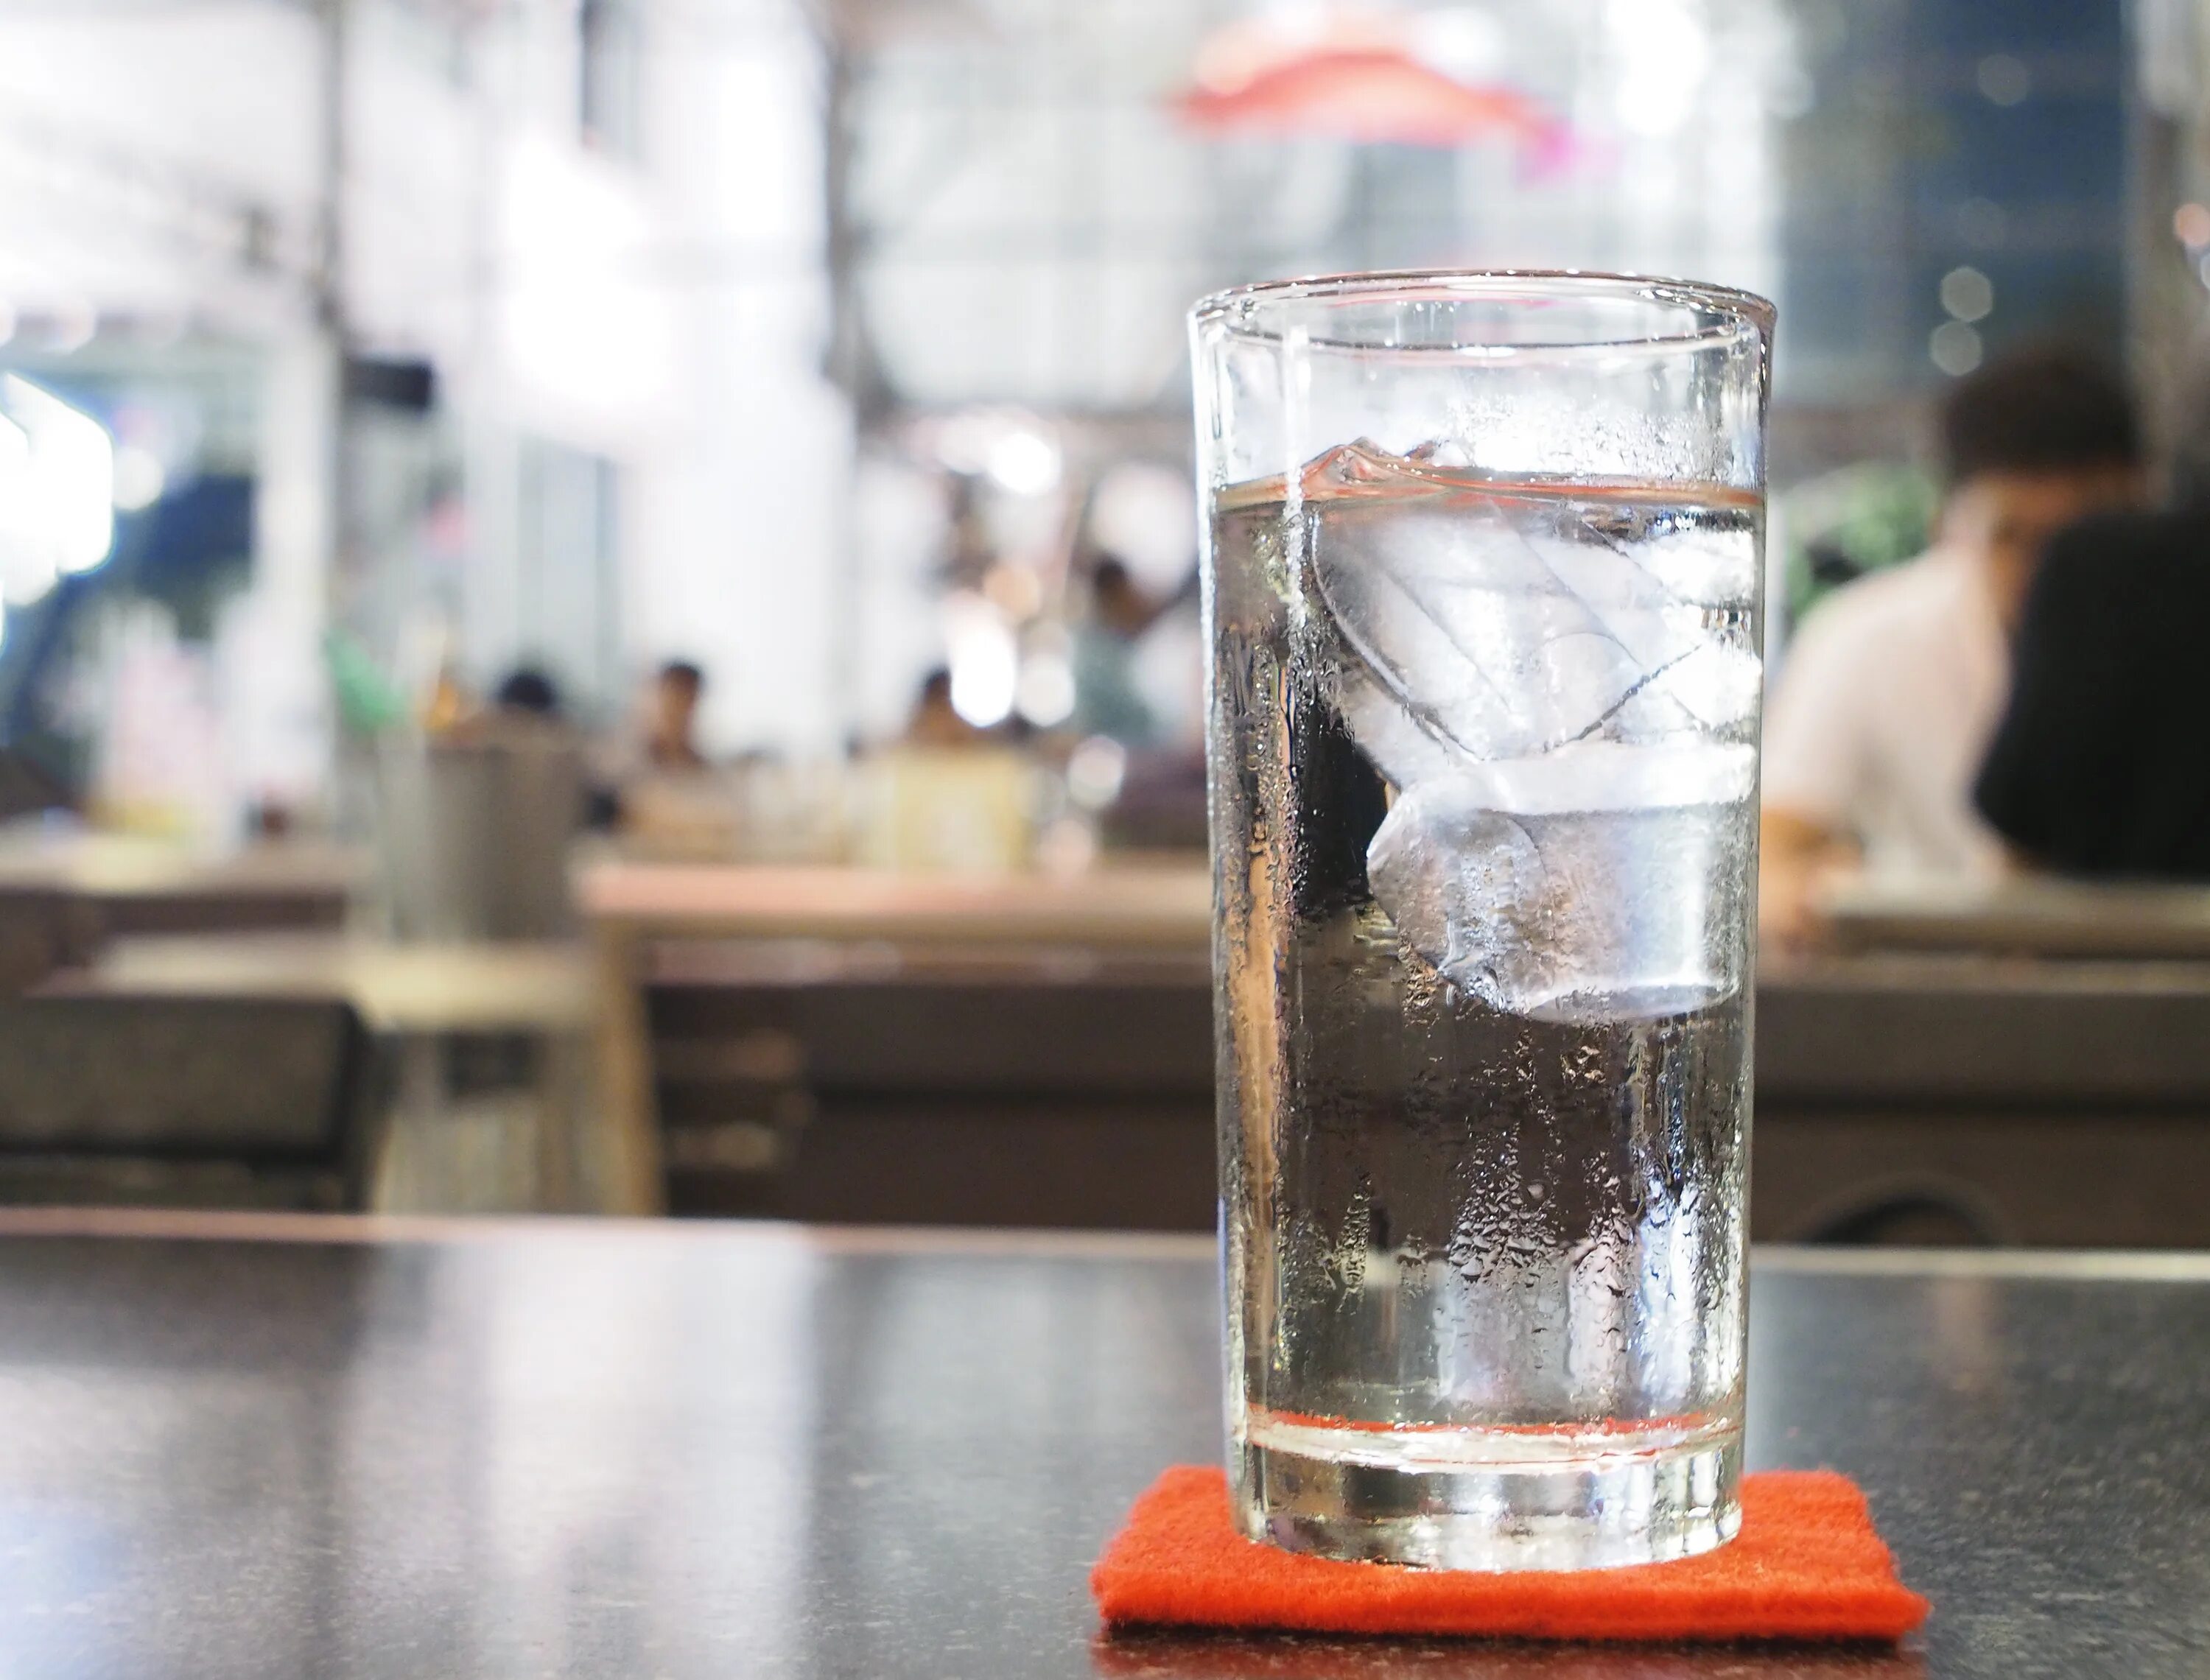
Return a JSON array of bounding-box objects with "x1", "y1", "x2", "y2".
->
[{"x1": 1175, "y1": 46, "x2": 1576, "y2": 166}]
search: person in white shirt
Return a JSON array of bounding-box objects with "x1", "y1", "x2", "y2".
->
[{"x1": 1761, "y1": 348, "x2": 2145, "y2": 947}]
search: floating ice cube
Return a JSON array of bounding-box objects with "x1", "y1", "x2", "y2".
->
[
  {"x1": 1365, "y1": 742, "x2": 1755, "y2": 1021},
  {"x1": 1312, "y1": 500, "x2": 1648, "y2": 762},
  {"x1": 1305, "y1": 454, "x2": 1728, "y2": 762},
  {"x1": 1294, "y1": 443, "x2": 1763, "y2": 1021},
  {"x1": 1512, "y1": 527, "x2": 1710, "y2": 677},
  {"x1": 1635, "y1": 637, "x2": 1764, "y2": 733},
  {"x1": 1367, "y1": 788, "x2": 1555, "y2": 1016},
  {"x1": 1332, "y1": 665, "x2": 1466, "y2": 790}
]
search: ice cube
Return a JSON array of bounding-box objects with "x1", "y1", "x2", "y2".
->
[
  {"x1": 1367, "y1": 790, "x2": 1554, "y2": 1014},
  {"x1": 1308, "y1": 474, "x2": 1723, "y2": 762},
  {"x1": 1514, "y1": 526, "x2": 1709, "y2": 678},
  {"x1": 1299, "y1": 443, "x2": 1761, "y2": 1022},
  {"x1": 1641, "y1": 638, "x2": 1763, "y2": 732},
  {"x1": 1366, "y1": 741, "x2": 1755, "y2": 1021},
  {"x1": 1332, "y1": 665, "x2": 1467, "y2": 790},
  {"x1": 1312, "y1": 499, "x2": 1650, "y2": 762},
  {"x1": 1594, "y1": 637, "x2": 1762, "y2": 744}
]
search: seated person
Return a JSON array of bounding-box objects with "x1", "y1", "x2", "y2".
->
[
  {"x1": 493, "y1": 666, "x2": 564, "y2": 720},
  {"x1": 604, "y1": 659, "x2": 726, "y2": 845},
  {"x1": 1761, "y1": 348, "x2": 2144, "y2": 946},
  {"x1": 644, "y1": 659, "x2": 709, "y2": 772},
  {"x1": 1974, "y1": 508, "x2": 2210, "y2": 876},
  {"x1": 1072, "y1": 558, "x2": 1162, "y2": 746},
  {"x1": 456, "y1": 664, "x2": 577, "y2": 746}
]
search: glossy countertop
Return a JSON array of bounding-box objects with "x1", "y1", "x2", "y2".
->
[{"x1": 0, "y1": 1210, "x2": 2202, "y2": 1679}]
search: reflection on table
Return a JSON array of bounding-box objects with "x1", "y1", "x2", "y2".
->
[{"x1": 0, "y1": 1212, "x2": 2191, "y2": 1678}]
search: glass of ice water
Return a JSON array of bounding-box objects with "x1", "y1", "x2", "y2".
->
[{"x1": 1192, "y1": 272, "x2": 1773, "y2": 1571}]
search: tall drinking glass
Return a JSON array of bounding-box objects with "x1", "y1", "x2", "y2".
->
[{"x1": 1193, "y1": 272, "x2": 1772, "y2": 1571}]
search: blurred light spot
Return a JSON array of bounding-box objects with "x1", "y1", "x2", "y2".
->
[
  {"x1": 2177, "y1": 203, "x2": 2210, "y2": 248},
  {"x1": 498, "y1": 133, "x2": 670, "y2": 430},
  {"x1": 986, "y1": 428, "x2": 1060, "y2": 497},
  {"x1": 1066, "y1": 735, "x2": 1128, "y2": 811},
  {"x1": 111, "y1": 445, "x2": 166, "y2": 512},
  {"x1": 1409, "y1": 8, "x2": 1504, "y2": 81},
  {"x1": 1957, "y1": 197, "x2": 2007, "y2": 249},
  {"x1": 1090, "y1": 460, "x2": 1198, "y2": 596},
  {"x1": 1609, "y1": 0, "x2": 1709, "y2": 136},
  {"x1": 942, "y1": 591, "x2": 1017, "y2": 727},
  {"x1": 1015, "y1": 653, "x2": 1076, "y2": 728},
  {"x1": 1976, "y1": 54, "x2": 2030, "y2": 106},
  {"x1": 0, "y1": 376, "x2": 114, "y2": 594},
  {"x1": 1929, "y1": 321, "x2": 1983, "y2": 376},
  {"x1": 1939, "y1": 266, "x2": 1993, "y2": 323}
]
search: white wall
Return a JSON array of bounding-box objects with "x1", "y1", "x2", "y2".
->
[
  {"x1": 346, "y1": 0, "x2": 850, "y2": 756},
  {"x1": 625, "y1": 2, "x2": 851, "y2": 756},
  {"x1": 0, "y1": 0, "x2": 855, "y2": 791},
  {"x1": 0, "y1": 1, "x2": 321, "y2": 320}
]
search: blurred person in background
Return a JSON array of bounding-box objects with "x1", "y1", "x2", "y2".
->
[
  {"x1": 600, "y1": 658, "x2": 720, "y2": 841},
  {"x1": 1761, "y1": 348, "x2": 2145, "y2": 947},
  {"x1": 1071, "y1": 556, "x2": 1161, "y2": 746},
  {"x1": 597, "y1": 656, "x2": 712, "y2": 782},
  {"x1": 644, "y1": 658, "x2": 709, "y2": 771},
  {"x1": 493, "y1": 665, "x2": 564, "y2": 720},
  {"x1": 1973, "y1": 379, "x2": 2210, "y2": 877}
]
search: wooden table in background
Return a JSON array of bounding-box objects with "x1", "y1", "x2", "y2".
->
[
  {"x1": 576, "y1": 861, "x2": 1213, "y2": 1217},
  {"x1": 40, "y1": 933, "x2": 601, "y2": 1211},
  {"x1": 1820, "y1": 872, "x2": 2210, "y2": 960},
  {"x1": 0, "y1": 828, "x2": 362, "y2": 993},
  {"x1": 46, "y1": 932, "x2": 596, "y2": 1034}
]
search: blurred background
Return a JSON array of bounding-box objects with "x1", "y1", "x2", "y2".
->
[{"x1": 0, "y1": 0, "x2": 2205, "y2": 1244}]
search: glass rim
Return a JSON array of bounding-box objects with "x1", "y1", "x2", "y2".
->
[{"x1": 1189, "y1": 268, "x2": 1775, "y2": 355}]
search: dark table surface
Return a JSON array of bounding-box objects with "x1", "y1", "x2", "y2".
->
[{"x1": 0, "y1": 1212, "x2": 2202, "y2": 1679}]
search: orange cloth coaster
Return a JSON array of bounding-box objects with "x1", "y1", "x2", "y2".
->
[{"x1": 1092, "y1": 1466, "x2": 1929, "y2": 1643}]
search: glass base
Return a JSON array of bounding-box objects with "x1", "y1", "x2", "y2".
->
[{"x1": 1233, "y1": 1413, "x2": 1741, "y2": 1572}]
